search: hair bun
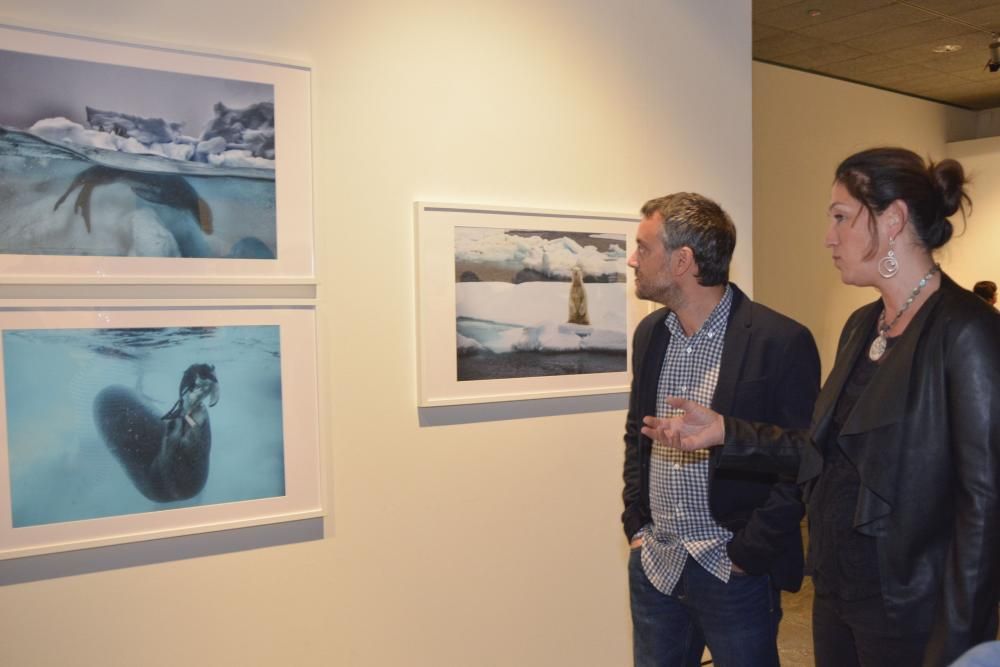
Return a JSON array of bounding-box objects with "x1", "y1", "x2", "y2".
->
[
  {"x1": 930, "y1": 158, "x2": 966, "y2": 218},
  {"x1": 925, "y1": 158, "x2": 968, "y2": 248}
]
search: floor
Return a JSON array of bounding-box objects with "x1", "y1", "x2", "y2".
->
[{"x1": 777, "y1": 578, "x2": 815, "y2": 667}]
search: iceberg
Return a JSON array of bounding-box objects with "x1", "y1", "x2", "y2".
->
[
  {"x1": 455, "y1": 227, "x2": 626, "y2": 281},
  {"x1": 86, "y1": 106, "x2": 183, "y2": 145},
  {"x1": 16, "y1": 99, "x2": 276, "y2": 171}
]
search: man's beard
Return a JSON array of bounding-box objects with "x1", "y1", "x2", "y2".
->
[{"x1": 635, "y1": 276, "x2": 683, "y2": 309}]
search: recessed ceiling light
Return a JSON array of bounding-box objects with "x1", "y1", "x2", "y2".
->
[
  {"x1": 932, "y1": 44, "x2": 963, "y2": 53},
  {"x1": 807, "y1": 9, "x2": 822, "y2": 17}
]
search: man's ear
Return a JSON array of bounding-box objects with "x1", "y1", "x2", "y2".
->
[{"x1": 672, "y1": 246, "x2": 695, "y2": 277}]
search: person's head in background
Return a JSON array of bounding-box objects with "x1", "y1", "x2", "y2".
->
[{"x1": 973, "y1": 280, "x2": 997, "y2": 306}]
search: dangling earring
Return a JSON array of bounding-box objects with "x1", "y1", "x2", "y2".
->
[{"x1": 878, "y1": 236, "x2": 899, "y2": 279}]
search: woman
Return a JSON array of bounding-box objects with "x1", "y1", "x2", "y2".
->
[{"x1": 643, "y1": 147, "x2": 1000, "y2": 667}]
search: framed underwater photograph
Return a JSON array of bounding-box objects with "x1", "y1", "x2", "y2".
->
[
  {"x1": 415, "y1": 202, "x2": 646, "y2": 406},
  {"x1": 0, "y1": 305, "x2": 323, "y2": 559},
  {"x1": 0, "y1": 24, "x2": 314, "y2": 283}
]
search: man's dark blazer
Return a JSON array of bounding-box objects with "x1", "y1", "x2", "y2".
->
[{"x1": 622, "y1": 283, "x2": 820, "y2": 592}]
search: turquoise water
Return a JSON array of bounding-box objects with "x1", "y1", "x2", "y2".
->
[
  {"x1": 3, "y1": 325, "x2": 285, "y2": 527},
  {"x1": 0, "y1": 128, "x2": 277, "y2": 259}
]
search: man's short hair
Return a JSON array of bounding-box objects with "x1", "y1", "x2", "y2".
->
[
  {"x1": 973, "y1": 280, "x2": 997, "y2": 303},
  {"x1": 640, "y1": 192, "x2": 736, "y2": 286}
]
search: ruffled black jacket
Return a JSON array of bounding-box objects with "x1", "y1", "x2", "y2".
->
[{"x1": 719, "y1": 274, "x2": 1000, "y2": 667}]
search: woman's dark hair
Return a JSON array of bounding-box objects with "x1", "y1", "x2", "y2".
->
[{"x1": 834, "y1": 147, "x2": 970, "y2": 257}]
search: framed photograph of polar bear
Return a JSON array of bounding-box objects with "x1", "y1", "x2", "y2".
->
[
  {"x1": 0, "y1": 304, "x2": 323, "y2": 559},
  {"x1": 0, "y1": 24, "x2": 314, "y2": 284},
  {"x1": 416, "y1": 203, "x2": 646, "y2": 406}
]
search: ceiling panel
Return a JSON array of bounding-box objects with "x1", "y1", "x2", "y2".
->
[
  {"x1": 753, "y1": 0, "x2": 1000, "y2": 110},
  {"x1": 794, "y1": 4, "x2": 930, "y2": 40}
]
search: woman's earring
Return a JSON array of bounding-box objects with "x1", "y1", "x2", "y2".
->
[{"x1": 878, "y1": 236, "x2": 899, "y2": 278}]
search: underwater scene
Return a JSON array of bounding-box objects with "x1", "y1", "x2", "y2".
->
[{"x1": 3, "y1": 325, "x2": 286, "y2": 527}]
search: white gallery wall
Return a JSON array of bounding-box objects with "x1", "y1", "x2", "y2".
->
[
  {"x1": 0, "y1": 2, "x2": 752, "y2": 665},
  {"x1": 752, "y1": 61, "x2": 982, "y2": 375},
  {"x1": 943, "y1": 135, "x2": 1000, "y2": 293}
]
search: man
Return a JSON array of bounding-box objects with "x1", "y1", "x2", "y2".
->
[
  {"x1": 973, "y1": 280, "x2": 997, "y2": 307},
  {"x1": 622, "y1": 193, "x2": 820, "y2": 667}
]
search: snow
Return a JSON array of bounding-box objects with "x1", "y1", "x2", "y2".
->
[
  {"x1": 206, "y1": 149, "x2": 276, "y2": 169},
  {"x1": 457, "y1": 334, "x2": 485, "y2": 353},
  {"x1": 455, "y1": 227, "x2": 626, "y2": 280},
  {"x1": 456, "y1": 281, "x2": 626, "y2": 353}
]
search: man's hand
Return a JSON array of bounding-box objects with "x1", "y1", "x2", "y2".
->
[
  {"x1": 629, "y1": 536, "x2": 643, "y2": 549},
  {"x1": 639, "y1": 397, "x2": 725, "y2": 451}
]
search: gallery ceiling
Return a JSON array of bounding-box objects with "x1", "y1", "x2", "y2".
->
[{"x1": 753, "y1": 0, "x2": 1000, "y2": 110}]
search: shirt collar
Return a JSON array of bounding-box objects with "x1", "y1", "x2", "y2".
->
[{"x1": 664, "y1": 284, "x2": 733, "y2": 341}]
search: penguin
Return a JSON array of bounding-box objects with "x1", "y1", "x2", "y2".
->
[{"x1": 54, "y1": 165, "x2": 214, "y2": 257}]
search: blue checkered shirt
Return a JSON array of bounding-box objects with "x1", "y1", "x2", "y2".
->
[{"x1": 640, "y1": 285, "x2": 734, "y2": 594}]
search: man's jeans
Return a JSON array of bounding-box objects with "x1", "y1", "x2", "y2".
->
[{"x1": 629, "y1": 549, "x2": 782, "y2": 667}]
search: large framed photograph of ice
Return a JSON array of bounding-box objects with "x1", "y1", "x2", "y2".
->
[
  {"x1": 0, "y1": 24, "x2": 313, "y2": 283},
  {"x1": 416, "y1": 203, "x2": 645, "y2": 406},
  {"x1": 0, "y1": 305, "x2": 323, "y2": 559}
]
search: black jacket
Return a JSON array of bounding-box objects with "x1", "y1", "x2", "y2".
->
[
  {"x1": 719, "y1": 275, "x2": 1000, "y2": 667},
  {"x1": 622, "y1": 284, "x2": 820, "y2": 592}
]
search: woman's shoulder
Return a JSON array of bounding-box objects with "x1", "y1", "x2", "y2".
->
[
  {"x1": 931, "y1": 275, "x2": 1000, "y2": 350},
  {"x1": 936, "y1": 275, "x2": 999, "y2": 325}
]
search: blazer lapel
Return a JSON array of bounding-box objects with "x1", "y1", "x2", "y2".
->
[
  {"x1": 712, "y1": 285, "x2": 750, "y2": 414},
  {"x1": 639, "y1": 309, "x2": 670, "y2": 419}
]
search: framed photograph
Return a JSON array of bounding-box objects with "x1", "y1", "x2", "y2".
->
[
  {"x1": 0, "y1": 305, "x2": 323, "y2": 559},
  {"x1": 415, "y1": 202, "x2": 645, "y2": 406},
  {"x1": 0, "y1": 24, "x2": 313, "y2": 283}
]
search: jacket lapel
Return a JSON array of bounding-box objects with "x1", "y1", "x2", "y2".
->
[
  {"x1": 711, "y1": 285, "x2": 750, "y2": 414},
  {"x1": 640, "y1": 309, "x2": 670, "y2": 419},
  {"x1": 815, "y1": 303, "x2": 878, "y2": 435},
  {"x1": 798, "y1": 300, "x2": 878, "y2": 486},
  {"x1": 840, "y1": 285, "x2": 943, "y2": 437}
]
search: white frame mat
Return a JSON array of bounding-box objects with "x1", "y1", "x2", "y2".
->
[
  {"x1": 0, "y1": 304, "x2": 323, "y2": 559},
  {"x1": 0, "y1": 24, "x2": 314, "y2": 284},
  {"x1": 416, "y1": 202, "x2": 644, "y2": 407}
]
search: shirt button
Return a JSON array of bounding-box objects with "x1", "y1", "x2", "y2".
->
[
  {"x1": 679, "y1": 386, "x2": 687, "y2": 393},
  {"x1": 686, "y1": 347, "x2": 692, "y2": 354},
  {"x1": 708, "y1": 332, "x2": 715, "y2": 338}
]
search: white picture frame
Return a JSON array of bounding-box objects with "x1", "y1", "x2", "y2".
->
[
  {"x1": 0, "y1": 304, "x2": 323, "y2": 559},
  {"x1": 0, "y1": 24, "x2": 314, "y2": 284},
  {"x1": 416, "y1": 202, "x2": 644, "y2": 407}
]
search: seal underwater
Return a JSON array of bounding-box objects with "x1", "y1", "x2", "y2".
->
[{"x1": 93, "y1": 363, "x2": 220, "y2": 503}]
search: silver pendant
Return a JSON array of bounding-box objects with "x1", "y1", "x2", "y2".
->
[{"x1": 868, "y1": 333, "x2": 887, "y2": 361}]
